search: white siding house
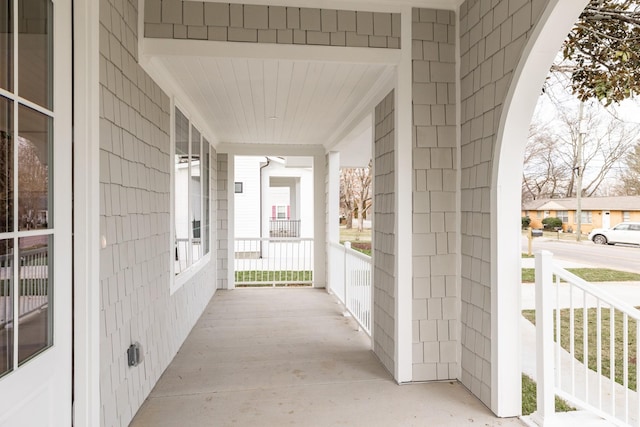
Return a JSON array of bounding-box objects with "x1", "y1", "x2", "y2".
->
[{"x1": 234, "y1": 156, "x2": 314, "y2": 238}]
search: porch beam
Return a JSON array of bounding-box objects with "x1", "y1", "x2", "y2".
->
[
  {"x1": 142, "y1": 38, "x2": 401, "y2": 65},
  {"x1": 219, "y1": 0, "x2": 458, "y2": 13}
]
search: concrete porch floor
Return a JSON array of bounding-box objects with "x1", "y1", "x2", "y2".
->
[{"x1": 130, "y1": 288, "x2": 524, "y2": 426}]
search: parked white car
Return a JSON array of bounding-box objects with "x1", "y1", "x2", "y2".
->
[{"x1": 588, "y1": 222, "x2": 640, "y2": 246}]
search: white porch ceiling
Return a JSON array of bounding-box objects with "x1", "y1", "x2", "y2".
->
[{"x1": 152, "y1": 55, "x2": 394, "y2": 147}]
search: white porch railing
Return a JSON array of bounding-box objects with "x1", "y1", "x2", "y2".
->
[
  {"x1": 234, "y1": 238, "x2": 313, "y2": 287},
  {"x1": 329, "y1": 241, "x2": 371, "y2": 337},
  {"x1": 534, "y1": 250, "x2": 640, "y2": 426},
  {"x1": 0, "y1": 247, "x2": 49, "y2": 329}
]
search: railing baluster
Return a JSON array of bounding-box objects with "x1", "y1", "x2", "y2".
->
[
  {"x1": 584, "y1": 290, "x2": 589, "y2": 402},
  {"x1": 623, "y1": 313, "x2": 629, "y2": 424},
  {"x1": 555, "y1": 273, "x2": 561, "y2": 388},
  {"x1": 637, "y1": 320, "x2": 640, "y2": 427},
  {"x1": 597, "y1": 300, "x2": 602, "y2": 411},
  {"x1": 611, "y1": 307, "x2": 616, "y2": 418},
  {"x1": 345, "y1": 242, "x2": 351, "y2": 314},
  {"x1": 570, "y1": 282, "x2": 575, "y2": 395}
]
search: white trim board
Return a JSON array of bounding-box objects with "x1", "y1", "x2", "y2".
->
[{"x1": 143, "y1": 38, "x2": 402, "y2": 65}]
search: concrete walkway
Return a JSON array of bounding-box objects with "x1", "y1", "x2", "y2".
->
[{"x1": 130, "y1": 289, "x2": 524, "y2": 426}]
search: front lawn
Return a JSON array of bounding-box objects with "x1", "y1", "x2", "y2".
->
[
  {"x1": 521, "y1": 268, "x2": 640, "y2": 283},
  {"x1": 522, "y1": 374, "x2": 575, "y2": 416}
]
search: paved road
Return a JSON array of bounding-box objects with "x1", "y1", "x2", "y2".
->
[{"x1": 521, "y1": 236, "x2": 640, "y2": 274}]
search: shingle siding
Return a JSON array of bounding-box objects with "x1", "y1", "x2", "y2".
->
[
  {"x1": 99, "y1": 0, "x2": 218, "y2": 424},
  {"x1": 144, "y1": 1, "x2": 401, "y2": 49},
  {"x1": 459, "y1": 0, "x2": 549, "y2": 407},
  {"x1": 373, "y1": 90, "x2": 396, "y2": 375},
  {"x1": 411, "y1": 8, "x2": 459, "y2": 382}
]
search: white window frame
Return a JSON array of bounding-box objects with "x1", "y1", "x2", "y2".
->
[
  {"x1": 623, "y1": 211, "x2": 631, "y2": 222},
  {"x1": 581, "y1": 210, "x2": 593, "y2": 224},
  {"x1": 170, "y1": 99, "x2": 212, "y2": 293},
  {"x1": 557, "y1": 210, "x2": 568, "y2": 223}
]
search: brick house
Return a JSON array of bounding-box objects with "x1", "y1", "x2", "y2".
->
[{"x1": 523, "y1": 196, "x2": 640, "y2": 233}]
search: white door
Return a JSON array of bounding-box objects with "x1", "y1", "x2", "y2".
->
[
  {"x1": 602, "y1": 211, "x2": 611, "y2": 229},
  {"x1": 0, "y1": 0, "x2": 72, "y2": 425}
]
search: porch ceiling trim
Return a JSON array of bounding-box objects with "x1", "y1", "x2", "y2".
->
[
  {"x1": 219, "y1": 142, "x2": 325, "y2": 156},
  {"x1": 216, "y1": 0, "x2": 463, "y2": 12},
  {"x1": 142, "y1": 38, "x2": 402, "y2": 65}
]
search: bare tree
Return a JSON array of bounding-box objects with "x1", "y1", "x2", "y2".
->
[
  {"x1": 340, "y1": 169, "x2": 355, "y2": 229},
  {"x1": 18, "y1": 139, "x2": 48, "y2": 229},
  {"x1": 616, "y1": 143, "x2": 640, "y2": 195},
  {"x1": 522, "y1": 122, "x2": 569, "y2": 201},
  {"x1": 340, "y1": 161, "x2": 372, "y2": 232},
  {"x1": 0, "y1": 130, "x2": 12, "y2": 233},
  {"x1": 524, "y1": 94, "x2": 639, "y2": 200}
]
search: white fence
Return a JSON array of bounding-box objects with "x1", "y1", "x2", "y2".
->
[
  {"x1": 329, "y1": 242, "x2": 371, "y2": 337},
  {"x1": 534, "y1": 251, "x2": 639, "y2": 426},
  {"x1": 0, "y1": 248, "x2": 49, "y2": 329},
  {"x1": 234, "y1": 238, "x2": 313, "y2": 287}
]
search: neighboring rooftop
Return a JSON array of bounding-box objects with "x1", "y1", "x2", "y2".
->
[{"x1": 522, "y1": 196, "x2": 640, "y2": 211}]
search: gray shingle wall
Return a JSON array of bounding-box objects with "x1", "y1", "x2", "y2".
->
[
  {"x1": 411, "y1": 8, "x2": 458, "y2": 382},
  {"x1": 217, "y1": 153, "x2": 228, "y2": 289},
  {"x1": 99, "y1": 0, "x2": 218, "y2": 424},
  {"x1": 458, "y1": 0, "x2": 548, "y2": 407},
  {"x1": 144, "y1": 1, "x2": 401, "y2": 49},
  {"x1": 373, "y1": 90, "x2": 396, "y2": 374}
]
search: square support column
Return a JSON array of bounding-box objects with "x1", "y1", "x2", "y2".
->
[
  {"x1": 313, "y1": 152, "x2": 327, "y2": 288},
  {"x1": 394, "y1": 6, "x2": 414, "y2": 384}
]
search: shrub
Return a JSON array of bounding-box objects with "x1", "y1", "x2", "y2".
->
[
  {"x1": 542, "y1": 217, "x2": 562, "y2": 230},
  {"x1": 522, "y1": 216, "x2": 531, "y2": 229}
]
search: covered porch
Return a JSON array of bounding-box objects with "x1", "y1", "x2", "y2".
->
[{"x1": 130, "y1": 288, "x2": 523, "y2": 426}]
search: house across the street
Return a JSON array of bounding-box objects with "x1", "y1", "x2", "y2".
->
[{"x1": 522, "y1": 196, "x2": 640, "y2": 233}]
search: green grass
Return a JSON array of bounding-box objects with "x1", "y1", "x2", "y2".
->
[
  {"x1": 522, "y1": 374, "x2": 575, "y2": 415},
  {"x1": 522, "y1": 308, "x2": 638, "y2": 391},
  {"x1": 522, "y1": 268, "x2": 640, "y2": 283},
  {"x1": 235, "y1": 270, "x2": 312, "y2": 286},
  {"x1": 339, "y1": 225, "x2": 372, "y2": 256},
  {"x1": 522, "y1": 253, "x2": 535, "y2": 259},
  {"x1": 341, "y1": 241, "x2": 371, "y2": 256}
]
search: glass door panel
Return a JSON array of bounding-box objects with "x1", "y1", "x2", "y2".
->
[
  {"x1": 0, "y1": 238, "x2": 13, "y2": 377},
  {"x1": 17, "y1": 0, "x2": 52, "y2": 109},
  {"x1": 17, "y1": 235, "x2": 51, "y2": 365},
  {"x1": 0, "y1": 97, "x2": 13, "y2": 233},
  {"x1": 18, "y1": 105, "x2": 51, "y2": 231},
  {"x1": 0, "y1": 0, "x2": 12, "y2": 92}
]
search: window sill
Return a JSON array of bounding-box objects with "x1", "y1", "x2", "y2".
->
[{"x1": 171, "y1": 252, "x2": 212, "y2": 295}]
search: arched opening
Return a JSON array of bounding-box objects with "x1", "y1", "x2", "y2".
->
[{"x1": 491, "y1": 0, "x2": 590, "y2": 417}]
